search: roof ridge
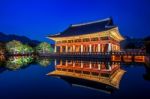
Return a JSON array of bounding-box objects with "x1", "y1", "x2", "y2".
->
[
  {"x1": 48, "y1": 33, "x2": 61, "y2": 37},
  {"x1": 71, "y1": 18, "x2": 111, "y2": 27}
]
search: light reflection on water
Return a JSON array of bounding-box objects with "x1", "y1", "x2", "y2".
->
[
  {"x1": 0, "y1": 55, "x2": 150, "y2": 99},
  {"x1": 0, "y1": 56, "x2": 52, "y2": 70},
  {"x1": 49, "y1": 59, "x2": 125, "y2": 89}
]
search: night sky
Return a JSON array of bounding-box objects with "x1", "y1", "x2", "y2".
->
[{"x1": 0, "y1": 0, "x2": 150, "y2": 43}]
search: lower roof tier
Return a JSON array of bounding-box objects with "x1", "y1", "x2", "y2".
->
[{"x1": 48, "y1": 27, "x2": 124, "y2": 42}]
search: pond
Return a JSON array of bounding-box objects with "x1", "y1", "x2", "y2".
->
[{"x1": 0, "y1": 55, "x2": 150, "y2": 99}]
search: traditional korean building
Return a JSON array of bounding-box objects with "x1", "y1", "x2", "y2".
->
[{"x1": 48, "y1": 18, "x2": 124, "y2": 53}]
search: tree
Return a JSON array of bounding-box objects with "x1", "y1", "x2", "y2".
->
[
  {"x1": 6, "y1": 40, "x2": 23, "y2": 54},
  {"x1": 36, "y1": 42, "x2": 53, "y2": 54},
  {"x1": 6, "y1": 56, "x2": 34, "y2": 70},
  {"x1": 6, "y1": 40, "x2": 34, "y2": 54},
  {"x1": 37, "y1": 58, "x2": 51, "y2": 67},
  {"x1": 22, "y1": 44, "x2": 34, "y2": 54},
  {"x1": 144, "y1": 36, "x2": 150, "y2": 54},
  {"x1": 0, "y1": 43, "x2": 5, "y2": 55},
  {"x1": 124, "y1": 43, "x2": 136, "y2": 49}
]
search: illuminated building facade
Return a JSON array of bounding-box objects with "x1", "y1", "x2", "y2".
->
[{"x1": 48, "y1": 18, "x2": 124, "y2": 53}]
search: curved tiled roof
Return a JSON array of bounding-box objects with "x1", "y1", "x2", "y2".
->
[{"x1": 49, "y1": 18, "x2": 117, "y2": 37}]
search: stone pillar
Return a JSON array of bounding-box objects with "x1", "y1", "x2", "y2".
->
[
  {"x1": 98, "y1": 44, "x2": 101, "y2": 52},
  {"x1": 65, "y1": 46, "x2": 68, "y2": 53},
  {"x1": 81, "y1": 45, "x2": 83, "y2": 53},
  {"x1": 89, "y1": 44, "x2": 92, "y2": 53},
  {"x1": 54, "y1": 45, "x2": 57, "y2": 53},
  {"x1": 60, "y1": 46, "x2": 63, "y2": 53},
  {"x1": 73, "y1": 45, "x2": 75, "y2": 52},
  {"x1": 107, "y1": 43, "x2": 112, "y2": 52}
]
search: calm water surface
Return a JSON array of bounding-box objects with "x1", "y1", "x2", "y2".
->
[{"x1": 0, "y1": 56, "x2": 150, "y2": 99}]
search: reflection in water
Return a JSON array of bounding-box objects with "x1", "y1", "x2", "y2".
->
[
  {"x1": 0, "y1": 55, "x2": 5, "y2": 61},
  {"x1": 6, "y1": 56, "x2": 34, "y2": 70},
  {"x1": 143, "y1": 66, "x2": 150, "y2": 81},
  {"x1": 0, "y1": 56, "x2": 52, "y2": 71},
  {"x1": 36, "y1": 57, "x2": 52, "y2": 67},
  {"x1": 0, "y1": 55, "x2": 5, "y2": 66},
  {"x1": 48, "y1": 59, "x2": 126, "y2": 93},
  {"x1": 0, "y1": 55, "x2": 150, "y2": 97}
]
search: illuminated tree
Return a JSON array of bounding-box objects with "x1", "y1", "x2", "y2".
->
[
  {"x1": 6, "y1": 57, "x2": 23, "y2": 70},
  {"x1": 0, "y1": 43, "x2": 5, "y2": 55},
  {"x1": 36, "y1": 42, "x2": 53, "y2": 54},
  {"x1": 6, "y1": 40, "x2": 23, "y2": 54},
  {"x1": 6, "y1": 40, "x2": 34, "y2": 54},
  {"x1": 6, "y1": 56, "x2": 34, "y2": 70},
  {"x1": 36, "y1": 58, "x2": 51, "y2": 67},
  {"x1": 22, "y1": 44, "x2": 34, "y2": 54}
]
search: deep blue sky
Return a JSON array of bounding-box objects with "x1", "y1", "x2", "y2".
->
[{"x1": 0, "y1": 0, "x2": 150, "y2": 43}]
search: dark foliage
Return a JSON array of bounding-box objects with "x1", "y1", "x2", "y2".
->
[
  {"x1": 0, "y1": 32, "x2": 41, "y2": 47},
  {"x1": 144, "y1": 36, "x2": 150, "y2": 54}
]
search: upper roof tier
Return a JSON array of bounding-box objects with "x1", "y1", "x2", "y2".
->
[{"x1": 48, "y1": 18, "x2": 117, "y2": 38}]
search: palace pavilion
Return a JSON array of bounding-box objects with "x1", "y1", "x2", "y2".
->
[{"x1": 48, "y1": 18, "x2": 124, "y2": 53}]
